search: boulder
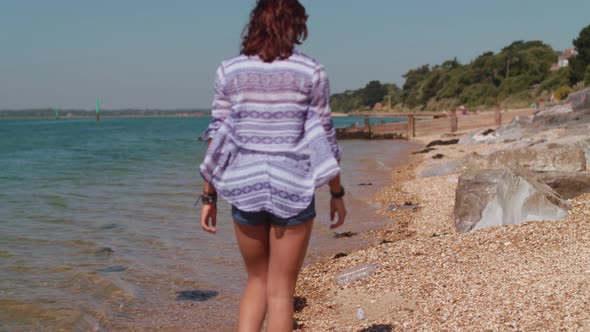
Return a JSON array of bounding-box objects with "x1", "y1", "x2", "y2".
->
[
  {"x1": 459, "y1": 126, "x2": 524, "y2": 145},
  {"x1": 534, "y1": 171, "x2": 590, "y2": 199},
  {"x1": 461, "y1": 143, "x2": 587, "y2": 173},
  {"x1": 551, "y1": 135, "x2": 590, "y2": 170},
  {"x1": 533, "y1": 104, "x2": 574, "y2": 118},
  {"x1": 453, "y1": 168, "x2": 570, "y2": 233},
  {"x1": 421, "y1": 140, "x2": 587, "y2": 178},
  {"x1": 481, "y1": 137, "x2": 548, "y2": 156},
  {"x1": 565, "y1": 87, "x2": 590, "y2": 111},
  {"x1": 529, "y1": 89, "x2": 590, "y2": 130}
]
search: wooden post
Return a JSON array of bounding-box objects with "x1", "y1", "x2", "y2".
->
[
  {"x1": 387, "y1": 95, "x2": 391, "y2": 112},
  {"x1": 364, "y1": 117, "x2": 371, "y2": 135},
  {"x1": 450, "y1": 109, "x2": 458, "y2": 133},
  {"x1": 494, "y1": 105, "x2": 502, "y2": 126},
  {"x1": 407, "y1": 115, "x2": 415, "y2": 138}
]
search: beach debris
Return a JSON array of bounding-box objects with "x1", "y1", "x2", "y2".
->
[
  {"x1": 481, "y1": 128, "x2": 495, "y2": 136},
  {"x1": 293, "y1": 318, "x2": 305, "y2": 330},
  {"x1": 333, "y1": 252, "x2": 348, "y2": 259},
  {"x1": 333, "y1": 231, "x2": 358, "y2": 238},
  {"x1": 358, "y1": 182, "x2": 373, "y2": 186},
  {"x1": 426, "y1": 139, "x2": 459, "y2": 148},
  {"x1": 357, "y1": 305, "x2": 365, "y2": 320},
  {"x1": 94, "y1": 247, "x2": 114, "y2": 257},
  {"x1": 360, "y1": 324, "x2": 394, "y2": 332},
  {"x1": 294, "y1": 296, "x2": 308, "y2": 312},
  {"x1": 432, "y1": 154, "x2": 445, "y2": 159},
  {"x1": 379, "y1": 239, "x2": 393, "y2": 245},
  {"x1": 100, "y1": 223, "x2": 120, "y2": 230},
  {"x1": 175, "y1": 290, "x2": 218, "y2": 302},
  {"x1": 453, "y1": 168, "x2": 570, "y2": 232},
  {"x1": 431, "y1": 233, "x2": 450, "y2": 238},
  {"x1": 97, "y1": 266, "x2": 127, "y2": 273},
  {"x1": 334, "y1": 263, "x2": 378, "y2": 286},
  {"x1": 387, "y1": 202, "x2": 419, "y2": 211},
  {"x1": 412, "y1": 147, "x2": 436, "y2": 154}
]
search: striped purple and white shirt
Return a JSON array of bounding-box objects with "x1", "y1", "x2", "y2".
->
[{"x1": 199, "y1": 51, "x2": 342, "y2": 218}]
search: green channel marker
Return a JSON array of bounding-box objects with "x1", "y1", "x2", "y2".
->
[
  {"x1": 96, "y1": 98, "x2": 101, "y2": 122},
  {"x1": 55, "y1": 108, "x2": 60, "y2": 119}
]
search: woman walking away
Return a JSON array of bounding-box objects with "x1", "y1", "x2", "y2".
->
[{"x1": 198, "y1": 0, "x2": 346, "y2": 330}]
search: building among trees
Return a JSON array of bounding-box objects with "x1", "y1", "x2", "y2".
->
[{"x1": 550, "y1": 48, "x2": 577, "y2": 71}]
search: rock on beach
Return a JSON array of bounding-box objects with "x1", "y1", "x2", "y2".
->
[
  {"x1": 295, "y1": 92, "x2": 590, "y2": 330},
  {"x1": 452, "y1": 168, "x2": 570, "y2": 233}
]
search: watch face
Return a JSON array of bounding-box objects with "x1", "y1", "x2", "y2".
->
[{"x1": 201, "y1": 195, "x2": 216, "y2": 204}]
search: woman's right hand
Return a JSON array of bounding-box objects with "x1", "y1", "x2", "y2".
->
[
  {"x1": 329, "y1": 198, "x2": 346, "y2": 229},
  {"x1": 200, "y1": 204, "x2": 218, "y2": 234}
]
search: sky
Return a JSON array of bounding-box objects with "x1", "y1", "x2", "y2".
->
[{"x1": 1, "y1": 0, "x2": 589, "y2": 110}]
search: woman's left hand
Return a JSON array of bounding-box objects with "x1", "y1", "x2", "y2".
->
[
  {"x1": 329, "y1": 198, "x2": 347, "y2": 229},
  {"x1": 200, "y1": 204, "x2": 218, "y2": 234}
]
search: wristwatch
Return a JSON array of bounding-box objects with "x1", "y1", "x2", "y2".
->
[
  {"x1": 199, "y1": 192, "x2": 218, "y2": 205},
  {"x1": 330, "y1": 186, "x2": 345, "y2": 199}
]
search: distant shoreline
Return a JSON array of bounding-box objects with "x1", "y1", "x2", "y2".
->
[
  {"x1": 0, "y1": 114, "x2": 209, "y2": 120},
  {"x1": 0, "y1": 108, "x2": 210, "y2": 120}
]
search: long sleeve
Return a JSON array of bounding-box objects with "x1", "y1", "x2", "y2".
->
[
  {"x1": 309, "y1": 65, "x2": 342, "y2": 160},
  {"x1": 201, "y1": 65, "x2": 232, "y2": 141}
]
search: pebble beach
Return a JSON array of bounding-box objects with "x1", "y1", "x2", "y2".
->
[{"x1": 294, "y1": 106, "x2": 590, "y2": 331}]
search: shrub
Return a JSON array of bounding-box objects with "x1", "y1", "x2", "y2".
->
[
  {"x1": 538, "y1": 68, "x2": 570, "y2": 95},
  {"x1": 585, "y1": 65, "x2": 590, "y2": 86},
  {"x1": 554, "y1": 85, "x2": 572, "y2": 101},
  {"x1": 459, "y1": 83, "x2": 498, "y2": 106}
]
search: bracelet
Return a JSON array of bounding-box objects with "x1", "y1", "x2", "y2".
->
[
  {"x1": 197, "y1": 192, "x2": 217, "y2": 206},
  {"x1": 330, "y1": 186, "x2": 345, "y2": 199}
]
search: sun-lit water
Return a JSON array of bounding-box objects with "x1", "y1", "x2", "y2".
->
[{"x1": 0, "y1": 117, "x2": 416, "y2": 331}]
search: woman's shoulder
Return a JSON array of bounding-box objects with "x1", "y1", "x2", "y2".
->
[
  {"x1": 218, "y1": 54, "x2": 252, "y2": 71},
  {"x1": 217, "y1": 52, "x2": 325, "y2": 75},
  {"x1": 290, "y1": 51, "x2": 324, "y2": 70}
]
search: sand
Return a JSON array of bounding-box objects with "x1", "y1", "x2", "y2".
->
[{"x1": 294, "y1": 115, "x2": 590, "y2": 331}]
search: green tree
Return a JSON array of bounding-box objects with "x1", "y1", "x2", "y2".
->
[
  {"x1": 538, "y1": 67, "x2": 570, "y2": 94},
  {"x1": 459, "y1": 83, "x2": 498, "y2": 106},
  {"x1": 501, "y1": 41, "x2": 524, "y2": 78},
  {"x1": 382, "y1": 83, "x2": 402, "y2": 106},
  {"x1": 570, "y1": 24, "x2": 590, "y2": 84},
  {"x1": 420, "y1": 70, "x2": 442, "y2": 107},
  {"x1": 330, "y1": 90, "x2": 363, "y2": 113},
  {"x1": 362, "y1": 81, "x2": 388, "y2": 108},
  {"x1": 401, "y1": 65, "x2": 430, "y2": 108},
  {"x1": 331, "y1": 39, "x2": 564, "y2": 111},
  {"x1": 469, "y1": 51, "x2": 502, "y2": 86},
  {"x1": 437, "y1": 66, "x2": 468, "y2": 99}
]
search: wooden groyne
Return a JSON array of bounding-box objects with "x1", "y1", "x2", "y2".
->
[{"x1": 336, "y1": 108, "x2": 536, "y2": 140}]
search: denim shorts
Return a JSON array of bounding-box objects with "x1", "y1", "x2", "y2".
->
[{"x1": 232, "y1": 198, "x2": 316, "y2": 227}]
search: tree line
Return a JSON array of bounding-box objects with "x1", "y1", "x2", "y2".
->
[{"x1": 331, "y1": 23, "x2": 590, "y2": 113}]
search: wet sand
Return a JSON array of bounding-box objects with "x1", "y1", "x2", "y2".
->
[{"x1": 99, "y1": 139, "x2": 420, "y2": 331}]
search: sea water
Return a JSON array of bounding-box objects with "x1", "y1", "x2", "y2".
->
[{"x1": 0, "y1": 117, "x2": 415, "y2": 331}]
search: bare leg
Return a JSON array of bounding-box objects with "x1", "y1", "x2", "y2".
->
[
  {"x1": 266, "y1": 221, "x2": 313, "y2": 332},
  {"x1": 234, "y1": 222, "x2": 270, "y2": 332}
]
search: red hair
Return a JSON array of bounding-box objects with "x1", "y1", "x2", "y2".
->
[{"x1": 241, "y1": 0, "x2": 308, "y2": 62}]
